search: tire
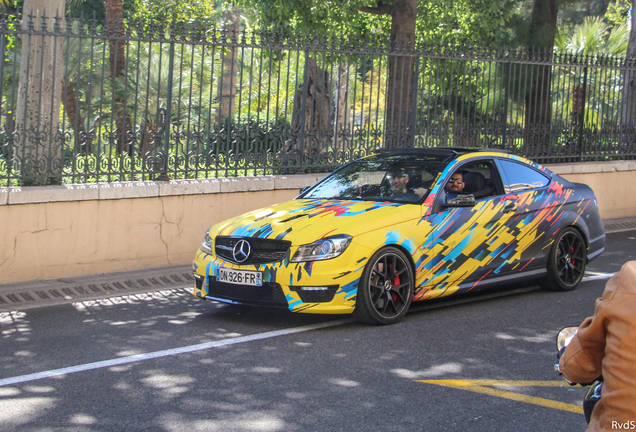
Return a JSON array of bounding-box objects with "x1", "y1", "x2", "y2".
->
[
  {"x1": 353, "y1": 246, "x2": 414, "y2": 325},
  {"x1": 541, "y1": 227, "x2": 587, "y2": 291}
]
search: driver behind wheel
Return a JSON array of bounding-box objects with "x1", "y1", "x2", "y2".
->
[
  {"x1": 386, "y1": 169, "x2": 427, "y2": 198},
  {"x1": 386, "y1": 169, "x2": 410, "y2": 194}
]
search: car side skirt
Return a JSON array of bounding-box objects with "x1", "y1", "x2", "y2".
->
[
  {"x1": 415, "y1": 268, "x2": 548, "y2": 302},
  {"x1": 587, "y1": 234, "x2": 605, "y2": 262}
]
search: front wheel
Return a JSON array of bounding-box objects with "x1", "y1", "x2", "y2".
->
[
  {"x1": 353, "y1": 247, "x2": 414, "y2": 325},
  {"x1": 541, "y1": 227, "x2": 587, "y2": 291}
]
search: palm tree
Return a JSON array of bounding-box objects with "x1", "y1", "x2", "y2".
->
[
  {"x1": 555, "y1": 17, "x2": 628, "y2": 55},
  {"x1": 554, "y1": 18, "x2": 629, "y2": 129}
]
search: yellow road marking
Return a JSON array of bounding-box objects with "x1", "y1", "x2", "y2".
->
[{"x1": 417, "y1": 379, "x2": 584, "y2": 414}]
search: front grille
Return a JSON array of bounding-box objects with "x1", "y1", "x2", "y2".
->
[
  {"x1": 215, "y1": 236, "x2": 291, "y2": 264},
  {"x1": 204, "y1": 277, "x2": 288, "y2": 307}
]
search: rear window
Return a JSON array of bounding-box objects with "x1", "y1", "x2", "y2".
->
[{"x1": 499, "y1": 160, "x2": 550, "y2": 193}]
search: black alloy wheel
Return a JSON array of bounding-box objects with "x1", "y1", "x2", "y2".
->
[
  {"x1": 542, "y1": 227, "x2": 587, "y2": 291},
  {"x1": 354, "y1": 247, "x2": 414, "y2": 325}
]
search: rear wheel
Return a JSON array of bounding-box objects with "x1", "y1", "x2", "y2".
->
[
  {"x1": 541, "y1": 227, "x2": 587, "y2": 291},
  {"x1": 353, "y1": 247, "x2": 414, "y2": 325}
]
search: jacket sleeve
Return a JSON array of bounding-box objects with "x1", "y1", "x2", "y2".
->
[{"x1": 558, "y1": 276, "x2": 616, "y2": 384}]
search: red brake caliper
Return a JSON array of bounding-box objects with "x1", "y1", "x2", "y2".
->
[
  {"x1": 392, "y1": 272, "x2": 400, "y2": 302},
  {"x1": 387, "y1": 264, "x2": 399, "y2": 302}
]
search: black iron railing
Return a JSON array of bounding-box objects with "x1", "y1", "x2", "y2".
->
[{"x1": 1, "y1": 12, "x2": 636, "y2": 186}]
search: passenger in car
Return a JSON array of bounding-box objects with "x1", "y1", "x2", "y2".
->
[{"x1": 445, "y1": 170, "x2": 466, "y2": 193}]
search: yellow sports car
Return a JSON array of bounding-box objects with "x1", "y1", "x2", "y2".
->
[{"x1": 192, "y1": 148, "x2": 605, "y2": 324}]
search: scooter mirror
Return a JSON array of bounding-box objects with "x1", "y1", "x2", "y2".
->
[{"x1": 557, "y1": 326, "x2": 579, "y2": 351}]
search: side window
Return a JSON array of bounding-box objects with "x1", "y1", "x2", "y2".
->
[
  {"x1": 498, "y1": 159, "x2": 550, "y2": 193},
  {"x1": 452, "y1": 160, "x2": 503, "y2": 200}
]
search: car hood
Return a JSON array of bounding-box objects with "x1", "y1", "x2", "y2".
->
[{"x1": 211, "y1": 199, "x2": 423, "y2": 244}]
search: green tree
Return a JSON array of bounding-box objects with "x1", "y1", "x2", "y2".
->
[
  {"x1": 553, "y1": 17, "x2": 628, "y2": 129},
  {"x1": 232, "y1": 0, "x2": 523, "y2": 148},
  {"x1": 603, "y1": 0, "x2": 631, "y2": 28},
  {"x1": 555, "y1": 15, "x2": 628, "y2": 54}
]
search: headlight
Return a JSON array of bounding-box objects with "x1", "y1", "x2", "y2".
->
[
  {"x1": 201, "y1": 230, "x2": 213, "y2": 254},
  {"x1": 291, "y1": 235, "x2": 352, "y2": 262}
]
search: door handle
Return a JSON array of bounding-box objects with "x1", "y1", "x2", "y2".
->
[{"x1": 503, "y1": 203, "x2": 516, "y2": 213}]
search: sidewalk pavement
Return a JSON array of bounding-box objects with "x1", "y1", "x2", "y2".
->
[{"x1": 2, "y1": 217, "x2": 636, "y2": 312}]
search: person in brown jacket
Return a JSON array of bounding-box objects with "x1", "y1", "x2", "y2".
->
[{"x1": 559, "y1": 260, "x2": 636, "y2": 431}]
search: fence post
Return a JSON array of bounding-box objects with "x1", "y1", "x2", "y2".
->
[
  {"x1": 0, "y1": 30, "x2": 4, "y2": 122},
  {"x1": 577, "y1": 65, "x2": 588, "y2": 161},
  {"x1": 156, "y1": 39, "x2": 175, "y2": 181},
  {"x1": 502, "y1": 56, "x2": 511, "y2": 149},
  {"x1": 297, "y1": 47, "x2": 310, "y2": 173},
  {"x1": 0, "y1": 28, "x2": 8, "y2": 185},
  {"x1": 409, "y1": 55, "x2": 420, "y2": 147}
]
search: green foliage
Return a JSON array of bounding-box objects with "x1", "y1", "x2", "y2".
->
[
  {"x1": 66, "y1": 0, "x2": 106, "y2": 20},
  {"x1": 233, "y1": 0, "x2": 531, "y2": 48},
  {"x1": 559, "y1": 0, "x2": 613, "y2": 27},
  {"x1": 555, "y1": 16, "x2": 628, "y2": 55},
  {"x1": 232, "y1": 0, "x2": 389, "y2": 39},
  {"x1": 127, "y1": 0, "x2": 223, "y2": 30},
  {"x1": 416, "y1": 0, "x2": 520, "y2": 46},
  {"x1": 119, "y1": 41, "x2": 215, "y2": 125},
  {"x1": 552, "y1": 17, "x2": 628, "y2": 130},
  {"x1": 604, "y1": 0, "x2": 631, "y2": 28}
]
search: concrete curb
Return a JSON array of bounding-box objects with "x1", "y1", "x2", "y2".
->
[{"x1": 0, "y1": 264, "x2": 193, "y2": 313}]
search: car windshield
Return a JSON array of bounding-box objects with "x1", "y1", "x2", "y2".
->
[{"x1": 303, "y1": 153, "x2": 449, "y2": 203}]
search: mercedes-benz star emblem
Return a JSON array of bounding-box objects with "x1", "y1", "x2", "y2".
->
[{"x1": 232, "y1": 240, "x2": 251, "y2": 263}]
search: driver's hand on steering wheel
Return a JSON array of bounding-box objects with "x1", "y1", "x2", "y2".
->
[{"x1": 413, "y1": 187, "x2": 427, "y2": 198}]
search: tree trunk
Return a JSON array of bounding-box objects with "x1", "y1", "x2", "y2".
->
[
  {"x1": 218, "y1": 8, "x2": 241, "y2": 125},
  {"x1": 15, "y1": 0, "x2": 65, "y2": 185},
  {"x1": 524, "y1": 0, "x2": 558, "y2": 154},
  {"x1": 62, "y1": 79, "x2": 88, "y2": 153},
  {"x1": 289, "y1": 57, "x2": 333, "y2": 162},
  {"x1": 334, "y1": 63, "x2": 350, "y2": 153},
  {"x1": 105, "y1": 0, "x2": 131, "y2": 155},
  {"x1": 384, "y1": 0, "x2": 417, "y2": 148},
  {"x1": 359, "y1": 0, "x2": 418, "y2": 149}
]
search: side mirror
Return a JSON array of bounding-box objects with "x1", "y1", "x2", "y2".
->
[
  {"x1": 299, "y1": 186, "x2": 310, "y2": 195},
  {"x1": 442, "y1": 192, "x2": 476, "y2": 207},
  {"x1": 556, "y1": 327, "x2": 578, "y2": 351}
]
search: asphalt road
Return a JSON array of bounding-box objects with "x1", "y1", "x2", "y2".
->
[{"x1": 1, "y1": 231, "x2": 635, "y2": 432}]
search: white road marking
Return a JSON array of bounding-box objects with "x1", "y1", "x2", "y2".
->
[
  {"x1": 0, "y1": 319, "x2": 352, "y2": 388},
  {"x1": 582, "y1": 271, "x2": 615, "y2": 282},
  {"x1": 0, "y1": 270, "x2": 616, "y2": 388}
]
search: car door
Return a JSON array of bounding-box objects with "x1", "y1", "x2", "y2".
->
[
  {"x1": 414, "y1": 158, "x2": 509, "y2": 300},
  {"x1": 493, "y1": 158, "x2": 553, "y2": 274}
]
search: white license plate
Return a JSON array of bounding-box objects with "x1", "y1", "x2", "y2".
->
[{"x1": 216, "y1": 268, "x2": 263, "y2": 286}]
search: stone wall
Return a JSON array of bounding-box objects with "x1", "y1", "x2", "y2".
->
[{"x1": 1, "y1": 162, "x2": 634, "y2": 285}]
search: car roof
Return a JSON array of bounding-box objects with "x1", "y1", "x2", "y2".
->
[{"x1": 373, "y1": 147, "x2": 512, "y2": 159}]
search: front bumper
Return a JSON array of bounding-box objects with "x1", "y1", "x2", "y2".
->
[{"x1": 191, "y1": 245, "x2": 369, "y2": 314}]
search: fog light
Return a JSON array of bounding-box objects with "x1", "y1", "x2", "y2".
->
[
  {"x1": 289, "y1": 285, "x2": 338, "y2": 303},
  {"x1": 290, "y1": 285, "x2": 338, "y2": 292}
]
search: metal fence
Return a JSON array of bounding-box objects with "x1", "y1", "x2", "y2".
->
[{"x1": 2, "y1": 12, "x2": 636, "y2": 186}]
